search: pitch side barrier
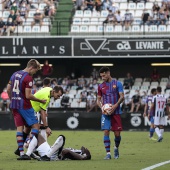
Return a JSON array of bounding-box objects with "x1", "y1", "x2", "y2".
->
[
  {"x1": 1, "y1": 110, "x2": 170, "y2": 130},
  {"x1": 0, "y1": 36, "x2": 170, "y2": 58}
]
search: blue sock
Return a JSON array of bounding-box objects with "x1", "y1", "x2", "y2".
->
[
  {"x1": 30, "y1": 129, "x2": 39, "y2": 141},
  {"x1": 115, "y1": 136, "x2": 121, "y2": 148},
  {"x1": 16, "y1": 132, "x2": 24, "y2": 155},
  {"x1": 104, "y1": 136, "x2": 110, "y2": 153},
  {"x1": 150, "y1": 128, "x2": 155, "y2": 137}
]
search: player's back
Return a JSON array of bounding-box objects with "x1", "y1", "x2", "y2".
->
[
  {"x1": 153, "y1": 94, "x2": 166, "y2": 116},
  {"x1": 10, "y1": 70, "x2": 33, "y2": 109}
]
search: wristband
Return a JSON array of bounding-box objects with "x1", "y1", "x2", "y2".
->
[{"x1": 44, "y1": 126, "x2": 49, "y2": 129}]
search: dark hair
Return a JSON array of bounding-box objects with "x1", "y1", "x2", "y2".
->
[
  {"x1": 43, "y1": 77, "x2": 51, "y2": 86},
  {"x1": 99, "y1": 67, "x2": 110, "y2": 74},
  {"x1": 157, "y1": 86, "x2": 162, "y2": 92},
  {"x1": 53, "y1": 85, "x2": 64, "y2": 94},
  {"x1": 151, "y1": 88, "x2": 156, "y2": 94}
]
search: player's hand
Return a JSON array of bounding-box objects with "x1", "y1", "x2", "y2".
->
[
  {"x1": 40, "y1": 99, "x2": 47, "y2": 104},
  {"x1": 46, "y1": 127, "x2": 52, "y2": 137},
  {"x1": 143, "y1": 113, "x2": 146, "y2": 117},
  {"x1": 147, "y1": 114, "x2": 150, "y2": 120},
  {"x1": 167, "y1": 114, "x2": 170, "y2": 120},
  {"x1": 108, "y1": 104, "x2": 118, "y2": 114}
]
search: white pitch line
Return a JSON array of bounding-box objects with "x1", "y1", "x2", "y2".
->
[{"x1": 142, "y1": 160, "x2": 170, "y2": 170}]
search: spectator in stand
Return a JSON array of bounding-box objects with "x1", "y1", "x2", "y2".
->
[
  {"x1": 44, "y1": 4, "x2": 56, "y2": 17},
  {"x1": 0, "y1": 18, "x2": 6, "y2": 36},
  {"x1": 85, "y1": 0, "x2": 94, "y2": 11},
  {"x1": 41, "y1": 60, "x2": 53, "y2": 78},
  {"x1": 74, "y1": 0, "x2": 84, "y2": 10},
  {"x1": 87, "y1": 92, "x2": 97, "y2": 112},
  {"x1": 149, "y1": 9, "x2": 161, "y2": 25},
  {"x1": 95, "y1": 0, "x2": 102, "y2": 12},
  {"x1": 103, "y1": 9, "x2": 116, "y2": 25},
  {"x1": 159, "y1": 9, "x2": 167, "y2": 25},
  {"x1": 130, "y1": 90, "x2": 141, "y2": 113},
  {"x1": 8, "y1": 10, "x2": 17, "y2": 22},
  {"x1": 92, "y1": 79, "x2": 98, "y2": 92},
  {"x1": 0, "y1": 87, "x2": 10, "y2": 111},
  {"x1": 109, "y1": 2, "x2": 119, "y2": 14},
  {"x1": 102, "y1": 0, "x2": 111, "y2": 10},
  {"x1": 91, "y1": 68, "x2": 99, "y2": 79},
  {"x1": 123, "y1": 9, "x2": 133, "y2": 30},
  {"x1": 140, "y1": 91, "x2": 148, "y2": 110},
  {"x1": 152, "y1": 3, "x2": 160, "y2": 12},
  {"x1": 122, "y1": 90, "x2": 131, "y2": 112},
  {"x1": 11, "y1": 2, "x2": 18, "y2": 13},
  {"x1": 31, "y1": 9, "x2": 43, "y2": 27},
  {"x1": 166, "y1": 77, "x2": 170, "y2": 90},
  {"x1": 115, "y1": 10, "x2": 123, "y2": 25},
  {"x1": 140, "y1": 9, "x2": 150, "y2": 26},
  {"x1": 123, "y1": 72, "x2": 134, "y2": 89},
  {"x1": 5, "y1": 17, "x2": 16, "y2": 36},
  {"x1": 151, "y1": 68, "x2": 160, "y2": 82},
  {"x1": 51, "y1": 79, "x2": 58, "y2": 88},
  {"x1": 19, "y1": 3, "x2": 29, "y2": 20},
  {"x1": 15, "y1": 12, "x2": 24, "y2": 25}
]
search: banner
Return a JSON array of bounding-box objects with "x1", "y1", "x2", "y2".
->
[
  {"x1": 0, "y1": 37, "x2": 170, "y2": 58},
  {"x1": 0, "y1": 37, "x2": 71, "y2": 57},
  {"x1": 73, "y1": 37, "x2": 170, "y2": 57}
]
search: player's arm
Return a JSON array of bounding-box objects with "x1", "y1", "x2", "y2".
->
[
  {"x1": 7, "y1": 81, "x2": 12, "y2": 100},
  {"x1": 143, "y1": 103, "x2": 148, "y2": 117},
  {"x1": 97, "y1": 95, "x2": 103, "y2": 109},
  {"x1": 25, "y1": 88, "x2": 46, "y2": 103}
]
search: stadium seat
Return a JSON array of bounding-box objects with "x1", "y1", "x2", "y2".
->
[
  {"x1": 90, "y1": 18, "x2": 98, "y2": 25},
  {"x1": 41, "y1": 26, "x2": 49, "y2": 32},
  {"x1": 80, "y1": 25, "x2": 89, "y2": 32},
  {"x1": 149, "y1": 25, "x2": 158, "y2": 32},
  {"x1": 32, "y1": 26, "x2": 41, "y2": 32},
  {"x1": 132, "y1": 86, "x2": 140, "y2": 90},
  {"x1": 14, "y1": 26, "x2": 23, "y2": 33},
  {"x1": 101, "y1": 10, "x2": 109, "y2": 18},
  {"x1": 28, "y1": 11, "x2": 35, "y2": 18},
  {"x1": 140, "y1": 86, "x2": 149, "y2": 90},
  {"x1": 98, "y1": 17, "x2": 106, "y2": 24},
  {"x1": 134, "y1": 82, "x2": 142, "y2": 86},
  {"x1": 92, "y1": 11, "x2": 100, "y2": 17},
  {"x1": 75, "y1": 10, "x2": 83, "y2": 17},
  {"x1": 105, "y1": 25, "x2": 114, "y2": 32},
  {"x1": 151, "y1": 82, "x2": 159, "y2": 86},
  {"x1": 145, "y1": 2, "x2": 153, "y2": 10},
  {"x1": 67, "y1": 93, "x2": 75, "y2": 99},
  {"x1": 23, "y1": 26, "x2": 32, "y2": 33},
  {"x1": 115, "y1": 25, "x2": 122, "y2": 32},
  {"x1": 136, "y1": 3, "x2": 145, "y2": 10},
  {"x1": 0, "y1": 11, "x2": 2, "y2": 17},
  {"x1": 3, "y1": 11, "x2": 10, "y2": 18},
  {"x1": 131, "y1": 25, "x2": 140, "y2": 32},
  {"x1": 84, "y1": 10, "x2": 92, "y2": 17},
  {"x1": 123, "y1": 26, "x2": 132, "y2": 32},
  {"x1": 161, "y1": 77, "x2": 169, "y2": 82},
  {"x1": 128, "y1": 3, "x2": 136, "y2": 10},
  {"x1": 54, "y1": 99, "x2": 61, "y2": 107},
  {"x1": 135, "y1": 78, "x2": 143, "y2": 82},
  {"x1": 70, "y1": 102, "x2": 79, "y2": 108},
  {"x1": 134, "y1": 10, "x2": 143, "y2": 17},
  {"x1": 167, "y1": 25, "x2": 170, "y2": 32},
  {"x1": 97, "y1": 25, "x2": 104, "y2": 32},
  {"x1": 129, "y1": 90, "x2": 136, "y2": 99},
  {"x1": 69, "y1": 89, "x2": 77, "y2": 95},
  {"x1": 39, "y1": 3, "x2": 47, "y2": 10},
  {"x1": 118, "y1": 78, "x2": 125, "y2": 82},
  {"x1": 120, "y1": 10, "x2": 126, "y2": 17},
  {"x1": 129, "y1": 10, "x2": 135, "y2": 17},
  {"x1": 82, "y1": 18, "x2": 90, "y2": 25},
  {"x1": 79, "y1": 102, "x2": 86, "y2": 108},
  {"x1": 71, "y1": 86, "x2": 78, "y2": 90},
  {"x1": 25, "y1": 18, "x2": 33, "y2": 25},
  {"x1": 43, "y1": 18, "x2": 51, "y2": 25},
  {"x1": 73, "y1": 18, "x2": 81, "y2": 25},
  {"x1": 165, "y1": 89, "x2": 170, "y2": 94},
  {"x1": 160, "y1": 82, "x2": 167, "y2": 86},
  {"x1": 142, "y1": 82, "x2": 150, "y2": 86},
  {"x1": 31, "y1": 3, "x2": 39, "y2": 9},
  {"x1": 158, "y1": 25, "x2": 166, "y2": 32},
  {"x1": 141, "y1": 25, "x2": 149, "y2": 32},
  {"x1": 89, "y1": 25, "x2": 97, "y2": 32},
  {"x1": 119, "y1": 3, "x2": 128, "y2": 10}
]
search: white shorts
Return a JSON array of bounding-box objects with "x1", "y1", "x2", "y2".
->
[
  {"x1": 36, "y1": 142, "x2": 51, "y2": 157},
  {"x1": 154, "y1": 116, "x2": 165, "y2": 126}
]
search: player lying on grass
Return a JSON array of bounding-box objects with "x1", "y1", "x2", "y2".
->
[{"x1": 24, "y1": 133, "x2": 91, "y2": 161}]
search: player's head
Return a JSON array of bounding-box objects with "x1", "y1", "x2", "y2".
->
[
  {"x1": 99, "y1": 67, "x2": 110, "y2": 82},
  {"x1": 156, "y1": 86, "x2": 162, "y2": 93},
  {"x1": 43, "y1": 77, "x2": 51, "y2": 87},
  {"x1": 151, "y1": 88, "x2": 156, "y2": 95},
  {"x1": 52, "y1": 85, "x2": 64, "y2": 100},
  {"x1": 26, "y1": 59, "x2": 41, "y2": 75}
]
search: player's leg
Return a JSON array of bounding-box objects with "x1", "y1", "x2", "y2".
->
[
  {"x1": 101, "y1": 114, "x2": 111, "y2": 160},
  {"x1": 149, "y1": 116, "x2": 156, "y2": 140},
  {"x1": 158, "y1": 117, "x2": 165, "y2": 142},
  {"x1": 154, "y1": 116, "x2": 162, "y2": 141},
  {"x1": 18, "y1": 108, "x2": 39, "y2": 159},
  {"x1": 39, "y1": 129, "x2": 47, "y2": 141},
  {"x1": 111, "y1": 114, "x2": 122, "y2": 159}
]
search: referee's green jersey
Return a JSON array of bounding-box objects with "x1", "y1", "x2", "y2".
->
[{"x1": 31, "y1": 87, "x2": 52, "y2": 112}]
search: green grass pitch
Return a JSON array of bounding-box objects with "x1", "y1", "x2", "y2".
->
[{"x1": 0, "y1": 131, "x2": 170, "y2": 170}]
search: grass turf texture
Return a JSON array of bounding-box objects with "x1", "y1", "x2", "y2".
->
[{"x1": 0, "y1": 131, "x2": 170, "y2": 170}]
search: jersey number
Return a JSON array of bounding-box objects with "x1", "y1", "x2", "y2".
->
[
  {"x1": 13, "y1": 80, "x2": 20, "y2": 94},
  {"x1": 158, "y1": 101, "x2": 165, "y2": 109}
]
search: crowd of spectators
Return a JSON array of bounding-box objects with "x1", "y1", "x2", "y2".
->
[{"x1": 0, "y1": 0, "x2": 57, "y2": 36}]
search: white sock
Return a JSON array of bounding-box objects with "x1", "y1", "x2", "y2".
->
[
  {"x1": 46, "y1": 136, "x2": 64, "y2": 158},
  {"x1": 155, "y1": 127, "x2": 161, "y2": 138},
  {"x1": 160, "y1": 129, "x2": 164, "y2": 137},
  {"x1": 26, "y1": 136, "x2": 38, "y2": 156},
  {"x1": 40, "y1": 129, "x2": 47, "y2": 141},
  {"x1": 107, "y1": 152, "x2": 111, "y2": 155}
]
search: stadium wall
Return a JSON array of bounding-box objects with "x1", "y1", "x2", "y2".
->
[{"x1": 1, "y1": 110, "x2": 170, "y2": 131}]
